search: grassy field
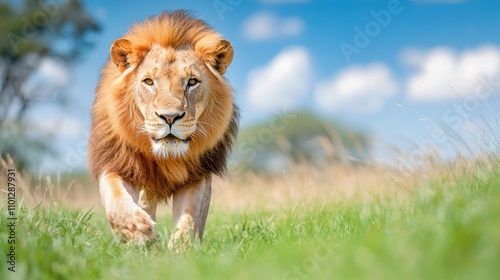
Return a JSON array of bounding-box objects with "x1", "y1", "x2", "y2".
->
[{"x1": 1, "y1": 153, "x2": 499, "y2": 280}]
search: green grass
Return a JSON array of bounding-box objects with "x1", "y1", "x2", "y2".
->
[{"x1": 1, "y1": 162, "x2": 500, "y2": 280}]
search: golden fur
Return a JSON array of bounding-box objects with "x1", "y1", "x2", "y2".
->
[{"x1": 88, "y1": 11, "x2": 239, "y2": 204}]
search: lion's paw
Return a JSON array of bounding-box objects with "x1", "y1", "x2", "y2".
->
[
  {"x1": 168, "y1": 214, "x2": 196, "y2": 251},
  {"x1": 106, "y1": 204, "x2": 157, "y2": 244}
]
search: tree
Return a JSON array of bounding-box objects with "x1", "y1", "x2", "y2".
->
[
  {"x1": 0, "y1": 0, "x2": 100, "y2": 169},
  {"x1": 232, "y1": 111, "x2": 371, "y2": 173}
]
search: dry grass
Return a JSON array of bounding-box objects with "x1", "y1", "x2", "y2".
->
[
  {"x1": 213, "y1": 163, "x2": 396, "y2": 212},
  {"x1": 0, "y1": 155, "x2": 97, "y2": 210},
  {"x1": 3, "y1": 150, "x2": 495, "y2": 214},
  {"x1": 1, "y1": 154, "x2": 409, "y2": 214}
]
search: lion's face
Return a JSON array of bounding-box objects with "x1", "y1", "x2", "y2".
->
[
  {"x1": 103, "y1": 25, "x2": 234, "y2": 161},
  {"x1": 134, "y1": 45, "x2": 210, "y2": 158}
]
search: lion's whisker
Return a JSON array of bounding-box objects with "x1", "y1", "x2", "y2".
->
[
  {"x1": 193, "y1": 125, "x2": 208, "y2": 139},
  {"x1": 197, "y1": 121, "x2": 215, "y2": 130},
  {"x1": 135, "y1": 124, "x2": 148, "y2": 138}
]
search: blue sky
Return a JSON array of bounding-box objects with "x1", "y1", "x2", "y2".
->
[{"x1": 33, "y1": 0, "x2": 500, "y2": 170}]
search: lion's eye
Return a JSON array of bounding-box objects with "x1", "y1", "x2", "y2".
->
[
  {"x1": 143, "y1": 78, "x2": 154, "y2": 86},
  {"x1": 187, "y1": 78, "x2": 199, "y2": 87}
]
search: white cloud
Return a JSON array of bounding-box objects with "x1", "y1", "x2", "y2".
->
[
  {"x1": 260, "y1": 0, "x2": 311, "y2": 4},
  {"x1": 245, "y1": 46, "x2": 313, "y2": 111},
  {"x1": 38, "y1": 58, "x2": 69, "y2": 88},
  {"x1": 242, "y1": 11, "x2": 305, "y2": 41},
  {"x1": 403, "y1": 45, "x2": 500, "y2": 102},
  {"x1": 314, "y1": 63, "x2": 398, "y2": 114},
  {"x1": 22, "y1": 57, "x2": 69, "y2": 96}
]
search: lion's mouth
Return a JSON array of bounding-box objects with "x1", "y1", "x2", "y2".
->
[{"x1": 151, "y1": 134, "x2": 191, "y2": 144}]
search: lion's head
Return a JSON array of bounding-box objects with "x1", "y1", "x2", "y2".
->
[
  {"x1": 109, "y1": 12, "x2": 234, "y2": 159},
  {"x1": 88, "y1": 11, "x2": 238, "y2": 200}
]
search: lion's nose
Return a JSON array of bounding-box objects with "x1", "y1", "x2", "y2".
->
[{"x1": 156, "y1": 111, "x2": 186, "y2": 126}]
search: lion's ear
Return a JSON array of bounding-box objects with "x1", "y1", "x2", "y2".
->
[
  {"x1": 110, "y1": 38, "x2": 132, "y2": 72},
  {"x1": 213, "y1": 40, "x2": 234, "y2": 75}
]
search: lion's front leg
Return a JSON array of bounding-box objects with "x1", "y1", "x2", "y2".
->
[
  {"x1": 168, "y1": 176, "x2": 212, "y2": 249},
  {"x1": 99, "y1": 172, "x2": 158, "y2": 244}
]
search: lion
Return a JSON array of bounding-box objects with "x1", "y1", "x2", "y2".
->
[{"x1": 88, "y1": 10, "x2": 238, "y2": 247}]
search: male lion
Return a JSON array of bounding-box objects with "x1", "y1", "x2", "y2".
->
[{"x1": 88, "y1": 11, "x2": 238, "y2": 247}]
